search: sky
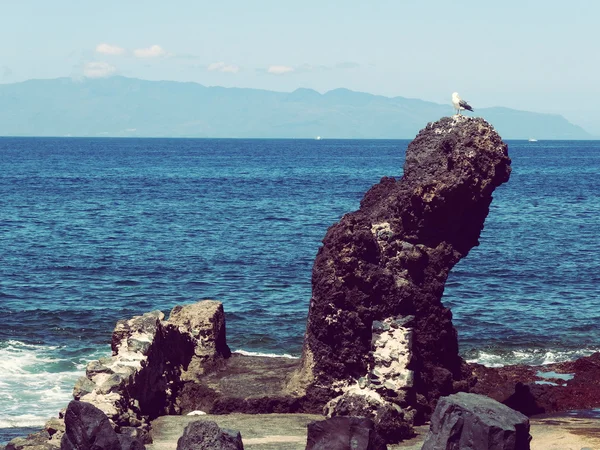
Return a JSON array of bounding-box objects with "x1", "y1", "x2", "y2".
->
[{"x1": 1, "y1": 0, "x2": 598, "y2": 134}]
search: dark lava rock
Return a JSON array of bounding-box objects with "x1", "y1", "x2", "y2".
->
[
  {"x1": 421, "y1": 392, "x2": 531, "y2": 450},
  {"x1": 305, "y1": 417, "x2": 387, "y2": 450},
  {"x1": 324, "y1": 391, "x2": 413, "y2": 443},
  {"x1": 61, "y1": 400, "x2": 120, "y2": 450},
  {"x1": 470, "y1": 352, "x2": 600, "y2": 415},
  {"x1": 5, "y1": 431, "x2": 54, "y2": 450},
  {"x1": 60, "y1": 401, "x2": 144, "y2": 450},
  {"x1": 291, "y1": 116, "x2": 511, "y2": 420},
  {"x1": 116, "y1": 435, "x2": 145, "y2": 450},
  {"x1": 176, "y1": 420, "x2": 243, "y2": 450}
]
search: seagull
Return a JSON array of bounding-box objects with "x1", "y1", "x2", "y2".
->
[{"x1": 452, "y1": 92, "x2": 473, "y2": 115}]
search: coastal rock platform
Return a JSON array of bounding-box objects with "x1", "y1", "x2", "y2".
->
[
  {"x1": 147, "y1": 414, "x2": 322, "y2": 450},
  {"x1": 175, "y1": 353, "x2": 305, "y2": 414},
  {"x1": 145, "y1": 413, "x2": 600, "y2": 450},
  {"x1": 470, "y1": 352, "x2": 600, "y2": 416}
]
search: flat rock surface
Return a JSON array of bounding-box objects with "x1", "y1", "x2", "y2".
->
[
  {"x1": 148, "y1": 414, "x2": 321, "y2": 450},
  {"x1": 148, "y1": 413, "x2": 600, "y2": 450},
  {"x1": 201, "y1": 355, "x2": 300, "y2": 398},
  {"x1": 526, "y1": 413, "x2": 600, "y2": 450}
]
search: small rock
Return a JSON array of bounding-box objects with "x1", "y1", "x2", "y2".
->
[
  {"x1": 44, "y1": 417, "x2": 65, "y2": 436},
  {"x1": 383, "y1": 380, "x2": 396, "y2": 390},
  {"x1": 73, "y1": 376, "x2": 97, "y2": 399},
  {"x1": 98, "y1": 373, "x2": 125, "y2": 395},
  {"x1": 306, "y1": 416, "x2": 386, "y2": 450},
  {"x1": 176, "y1": 420, "x2": 243, "y2": 450},
  {"x1": 86, "y1": 360, "x2": 112, "y2": 376},
  {"x1": 126, "y1": 338, "x2": 152, "y2": 354}
]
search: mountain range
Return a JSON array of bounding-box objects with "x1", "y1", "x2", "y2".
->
[{"x1": 0, "y1": 76, "x2": 591, "y2": 139}]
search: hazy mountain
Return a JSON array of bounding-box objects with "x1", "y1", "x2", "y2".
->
[{"x1": 0, "y1": 76, "x2": 591, "y2": 139}]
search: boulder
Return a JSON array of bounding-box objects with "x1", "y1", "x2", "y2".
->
[
  {"x1": 421, "y1": 392, "x2": 531, "y2": 450},
  {"x1": 60, "y1": 401, "x2": 146, "y2": 450},
  {"x1": 324, "y1": 386, "x2": 413, "y2": 442},
  {"x1": 291, "y1": 115, "x2": 512, "y2": 433},
  {"x1": 176, "y1": 420, "x2": 243, "y2": 450},
  {"x1": 305, "y1": 416, "x2": 387, "y2": 450},
  {"x1": 61, "y1": 401, "x2": 122, "y2": 450}
]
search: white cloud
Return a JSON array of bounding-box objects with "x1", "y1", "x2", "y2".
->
[
  {"x1": 134, "y1": 45, "x2": 167, "y2": 58},
  {"x1": 207, "y1": 61, "x2": 240, "y2": 73},
  {"x1": 96, "y1": 43, "x2": 126, "y2": 56},
  {"x1": 267, "y1": 65, "x2": 294, "y2": 75},
  {"x1": 84, "y1": 62, "x2": 117, "y2": 78}
]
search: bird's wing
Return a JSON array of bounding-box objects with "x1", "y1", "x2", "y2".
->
[{"x1": 459, "y1": 100, "x2": 473, "y2": 111}]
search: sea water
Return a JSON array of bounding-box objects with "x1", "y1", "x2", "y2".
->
[{"x1": 1, "y1": 137, "x2": 599, "y2": 442}]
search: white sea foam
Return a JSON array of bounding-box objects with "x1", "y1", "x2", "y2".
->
[
  {"x1": 0, "y1": 340, "x2": 108, "y2": 428},
  {"x1": 466, "y1": 347, "x2": 600, "y2": 367},
  {"x1": 233, "y1": 349, "x2": 299, "y2": 359},
  {"x1": 0, "y1": 414, "x2": 51, "y2": 429}
]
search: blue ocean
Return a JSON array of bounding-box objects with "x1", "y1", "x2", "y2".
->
[{"x1": 1, "y1": 137, "x2": 599, "y2": 443}]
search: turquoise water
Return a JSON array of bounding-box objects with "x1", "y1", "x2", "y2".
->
[{"x1": 1, "y1": 137, "x2": 599, "y2": 442}]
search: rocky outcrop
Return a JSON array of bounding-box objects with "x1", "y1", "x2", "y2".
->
[
  {"x1": 74, "y1": 300, "x2": 230, "y2": 431},
  {"x1": 421, "y1": 392, "x2": 531, "y2": 450},
  {"x1": 291, "y1": 116, "x2": 511, "y2": 439},
  {"x1": 305, "y1": 416, "x2": 387, "y2": 450},
  {"x1": 4, "y1": 431, "x2": 57, "y2": 450},
  {"x1": 4, "y1": 301, "x2": 231, "y2": 450},
  {"x1": 470, "y1": 352, "x2": 600, "y2": 416},
  {"x1": 176, "y1": 421, "x2": 243, "y2": 450}
]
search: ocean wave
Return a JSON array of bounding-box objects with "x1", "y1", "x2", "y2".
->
[
  {"x1": 0, "y1": 340, "x2": 108, "y2": 429},
  {"x1": 465, "y1": 347, "x2": 600, "y2": 367},
  {"x1": 1, "y1": 340, "x2": 59, "y2": 351},
  {"x1": 0, "y1": 414, "x2": 50, "y2": 428},
  {"x1": 233, "y1": 349, "x2": 299, "y2": 359},
  {"x1": 0, "y1": 341, "x2": 61, "y2": 373}
]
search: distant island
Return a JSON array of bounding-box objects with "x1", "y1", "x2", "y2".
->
[{"x1": 0, "y1": 76, "x2": 591, "y2": 139}]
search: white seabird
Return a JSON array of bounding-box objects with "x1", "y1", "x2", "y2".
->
[{"x1": 452, "y1": 92, "x2": 473, "y2": 115}]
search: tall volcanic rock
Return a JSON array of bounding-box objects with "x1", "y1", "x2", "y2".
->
[{"x1": 290, "y1": 116, "x2": 511, "y2": 437}]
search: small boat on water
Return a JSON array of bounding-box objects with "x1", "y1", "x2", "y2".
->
[
  {"x1": 528, "y1": 138, "x2": 538, "y2": 142},
  {"x1": 315, "y1": 136, "x2": 322, "y2": 140}
]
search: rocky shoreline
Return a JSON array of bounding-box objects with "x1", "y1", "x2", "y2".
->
[{"x1": 5, "y1": 116, "x2": 600, "y2": 449}]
